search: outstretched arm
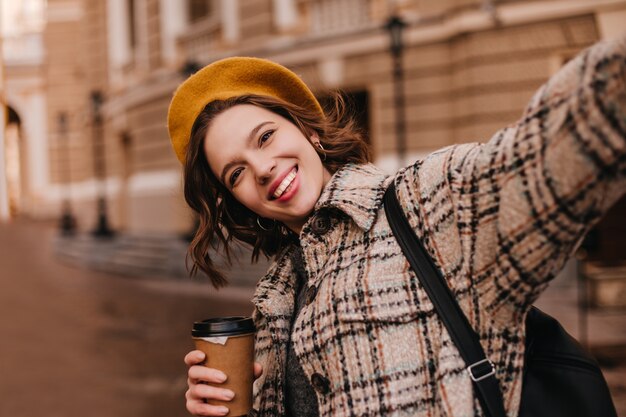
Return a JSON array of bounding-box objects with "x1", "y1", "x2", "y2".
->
[{"x1": 403, "y1": 35, "x2": 626, "y2": 324}]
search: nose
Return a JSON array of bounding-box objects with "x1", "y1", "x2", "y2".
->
[{"x1": 251, "y1": 155, "x2": 276, "y2": 185}]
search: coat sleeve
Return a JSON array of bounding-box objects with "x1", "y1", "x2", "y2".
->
[{"x1": 401, "y1": 35, "x2": 626, "y2": 324}]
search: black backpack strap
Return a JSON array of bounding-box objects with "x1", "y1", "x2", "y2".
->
[{"x1": 383, "y1": 182, "x2": 507, "y2": 417}]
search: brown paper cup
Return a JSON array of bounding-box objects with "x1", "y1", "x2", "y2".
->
[{"x1": 192, "y1": 317, "x2": 255, "y2": 417}]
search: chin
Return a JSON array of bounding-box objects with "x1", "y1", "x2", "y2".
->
[{"x1": 287, "y1": 201, "x2": 316, "y2": 221}]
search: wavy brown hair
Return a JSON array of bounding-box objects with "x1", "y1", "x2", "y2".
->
[{"x1": 184, "y1": 93, "x2": 371, "y2": 288}]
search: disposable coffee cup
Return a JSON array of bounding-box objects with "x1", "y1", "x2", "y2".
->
[{"x1": 192, "y1": 316, "x2": 256, "y2": 417}]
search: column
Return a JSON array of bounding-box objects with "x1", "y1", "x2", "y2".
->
[
  {"x1": 273, "y1": 0, "x2": 298, "y2": 31},
  {"x1": 159, "y1": 0, "x2": 187, "y2": 65},
  {"x1": 24, "y1": 93, "x2": 49, "y2": 198},
  {"x1": 106, "y1": 0, "x2": 132, "y2": 86},
  {"x1": 596, "y1": 6, "x2": 626, "y2": 40},
  {"x1": 221, "y1": 0, "x2": 240, "y2": 43}
]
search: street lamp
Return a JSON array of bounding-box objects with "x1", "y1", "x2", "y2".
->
[
  {"x1": 57, "y1": 112, "x2": 77, "y2": 235},
  {"x1": 90, "y1": 90, "x2": 115, "y2": 238},
  {"x1": 385, "y1": 15, "x2": 407, "y2": 168}
]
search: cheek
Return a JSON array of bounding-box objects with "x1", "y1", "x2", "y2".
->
[
  {"x1": 232, "y1": 184, "x2": 263, "y2": 210},
  {"x1": 309, "y1": 151, "x2": 326, "y2": 179}
]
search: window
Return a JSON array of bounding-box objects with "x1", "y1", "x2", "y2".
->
[
  {"x1": 309, "y1": 0, "x2": 370, "y2": 35},
  {"x1": 189, "y1": 0, "x2": 212, "y2": 23}
]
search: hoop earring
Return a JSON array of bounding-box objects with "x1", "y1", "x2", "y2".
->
[
  {"x1": 256, "y1": 216, "x2": 276, "y2": 231},
  {"x1": 315, "y1": 142, "x2": 327, "y2": 162}
]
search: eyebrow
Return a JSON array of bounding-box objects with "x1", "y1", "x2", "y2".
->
[{"x1": 219, "y1": 121, "x2": 274, "y2": 186}]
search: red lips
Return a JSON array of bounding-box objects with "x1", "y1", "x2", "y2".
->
[{"x1": 268, "y1": 166, "x2": 297, "y2": 200}]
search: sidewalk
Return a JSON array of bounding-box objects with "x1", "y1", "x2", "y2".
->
[{"x1": 0, "y1": 219, "x2": 254, "y2": 417}]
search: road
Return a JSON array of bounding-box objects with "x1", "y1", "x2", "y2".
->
[{"x1": 0, "y1": 219, "x2": 253, "y2": 417}]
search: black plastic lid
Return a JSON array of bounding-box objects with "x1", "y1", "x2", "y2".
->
[{"x1": 191, "y1": 316, "x2": 255, "y2": 337}]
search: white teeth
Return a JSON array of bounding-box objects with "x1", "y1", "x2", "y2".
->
[{"x1": 273, "y1": 169, "x2": 297, "y2": 198}]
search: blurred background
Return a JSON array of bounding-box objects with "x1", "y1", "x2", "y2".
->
[{"x1": 0, "y1": 0, "x2": 625, "y2": 416}]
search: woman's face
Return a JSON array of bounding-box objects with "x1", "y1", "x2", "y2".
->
[{"x1": 204, "y1": 104, "x2": 332, "y2": 233}]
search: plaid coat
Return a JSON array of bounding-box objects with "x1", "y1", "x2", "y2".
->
[{"x1": 250, "y1": 36, "x2": 626, "y2": 416}]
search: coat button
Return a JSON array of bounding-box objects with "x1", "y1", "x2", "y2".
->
[
  {"x1": 311, "y1": 214, "x2": 331, "y2": 235},
  {"x1": 311, "y1": 373, "x2": 331, "y2": 394},
  {"x1": 305, "y1": 286, "x2": 318, "y2": 305}
]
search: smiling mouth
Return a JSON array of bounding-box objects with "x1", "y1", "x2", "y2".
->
[{"x1": 271, "y1": 167, "x2": 297, "y2": 199}]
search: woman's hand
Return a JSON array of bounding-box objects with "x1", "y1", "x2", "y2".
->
[{"x1": 184, "y1": 350, "x2": 263, "y2": 416}]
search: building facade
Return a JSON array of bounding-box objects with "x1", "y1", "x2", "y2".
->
[
  {"x1": 3, "y1": 0, "x2": 626, "y2": 263},
  {"x1": 1, "y1": 0, "x2": 46, "y2": 219}
]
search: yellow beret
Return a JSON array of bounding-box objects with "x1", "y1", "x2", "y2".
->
[{"x1": 167, "y1": 57, "x2": 324, "y2": 164}]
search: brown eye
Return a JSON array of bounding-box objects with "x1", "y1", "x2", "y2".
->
[
  {"x1": 229, "y1": 168, "x2": 243, "y2": 187},
  {"x1": 259, "y1": 130, "x2": 273, "y2": 145}
]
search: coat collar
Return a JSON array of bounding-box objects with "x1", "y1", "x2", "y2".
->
[
  {"x1": 251, "y1": 163, "x2": 390, "y2": 323},
  {"x1": 251, "y1": 245, "x2": 297, "y2": 320},
  {"x1": 315, "y1": 163, "x2": 390, "y2": 232}
]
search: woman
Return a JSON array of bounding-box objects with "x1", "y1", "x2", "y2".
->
[{"x1": 169, "y1": 36, "x2": 626, "y2": 417}]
